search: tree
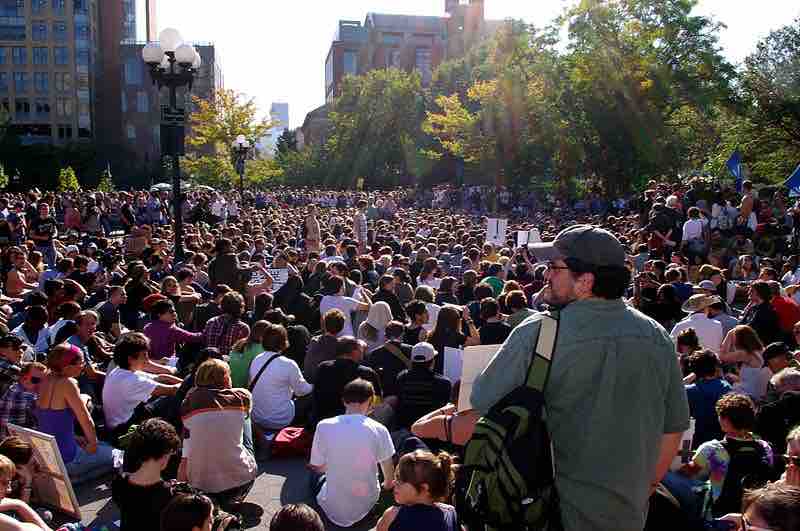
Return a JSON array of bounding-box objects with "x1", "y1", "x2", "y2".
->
[
  {"x1": 0, "y1": 164, "x2": 7, "y2": 190},
  {"x1": 275, "y1": 129, "x2": 298, "y2": 158},
  {"x1": 325, "y1": 68, "x2": 427, "y2": 188},
  {"x1": 183, "y1": 89, "x2": 276, "y2": 187},
  {"x1": 97, "y1": 165, "x2": 115, "y2": 192},
  {"x1": 58, "y1": 166, "x2": 79, "y2": 192}
]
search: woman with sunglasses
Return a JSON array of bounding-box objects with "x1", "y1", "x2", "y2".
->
[
  {"x1": 717, "y1": 482, "x2": 800, "y2": 531},
  {"x1": 34, "y1": 343, "x2": 115, "y2": 486}
]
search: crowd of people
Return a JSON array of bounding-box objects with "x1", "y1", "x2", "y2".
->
[{"x1": 0, "y1": 179, "x2": 796, "y2": 531}]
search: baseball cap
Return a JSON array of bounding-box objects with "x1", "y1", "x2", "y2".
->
[
  {"x1": 529, "y1": 225, "x2": 626, "y2": 268},
  {"x1": 65, "y1": 245, "x2": 79, "y2": 254},
  {"x1": 762, "y1": 342, "x2": 790, "y2": 367},
  {"x1": 411, "y1": 342, "x2": 437, "y2": 363},
  {"x1": 694, "y1": 280, "x2": 716, "y2": 292}
]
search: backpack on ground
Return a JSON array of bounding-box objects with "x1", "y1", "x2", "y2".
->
[
  {"x1": 711, "y1": 438, "x2": 773, "y2": 517},
  {"x1": 460, "y1": 310, "x2": 561, "y2": 531}
]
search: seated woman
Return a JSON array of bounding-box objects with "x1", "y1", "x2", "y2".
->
[
  {"x1": 143, "y1": 300, "x2": 203, "y2": 362},
  {"x1": 249, "y1": 324, "x2": 312, "y2": 432},
  {"x1": 34, "y1": 343, "x2": 116, "y2": 485},
  {"x1": 719, "y1": 325, "x2": 772, "y2": 402},
  {"x1": 179, "y1": 359, "x2": 257, "y2": 510},
  {"x1": 112, "y1": 419, "x2": 181, "y2": 531},
  {"x1": 6, "y1": 250, "x2": 38, "y2": 299}
]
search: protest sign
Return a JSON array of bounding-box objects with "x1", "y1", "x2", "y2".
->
[
  {"x1": 443, "y1": 347, "x2": 464, "y2": 384},
  {"x1": 265, "y1": 268, "x2": 289, "y2": 293},
  {"x1": 457, "y1": 344, "x2": 501, "y2": 411},
  {"x1": 669, "y1": 418, "x2": 696, "y2": 471},
  {"x1": 486, "y1": 218, "x2": 507, "y2": 246},
  {"x1": 8, "y1": 424, "x2": 81, "y2": 519},
  {"x1": 516, "y1": 229, "x2": 542, "y2": 247}
]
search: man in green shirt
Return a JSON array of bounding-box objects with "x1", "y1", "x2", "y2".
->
[{"x1": 471, "y1": 224, "x2": 689, "y2": 531}]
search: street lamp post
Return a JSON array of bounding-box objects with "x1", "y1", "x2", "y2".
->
[
  {"x1": 231, "y1": 134, "x2": 251, "y2": 199},
  {"x1": 141, "y1": 28, "x2": 201, "y2": 261}
]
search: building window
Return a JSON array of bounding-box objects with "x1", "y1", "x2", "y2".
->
[
  {"x1": 415, "y1": 47, "x2": 432, "y2": 85},
  {"x1": 0, "y1": 0, "x2": 24, "y2": 16},
  {"x1": 136, "y1": 91, "x2": 148, "y2": 113},
  {"x1": 32, "y1": 22, "x2": 47, "y2": 41},
  {"x1": 54, "y1": 46, "x2": 68, "y2": 65},
  {"x1": 126, "y1": 124, "x2": 136, "y2": 140},
  {"x1": 74, "y1": 23, "x2": 88, "y2": 39},
  {"x1": 51, "y1": 0, "x2": 65, "y2": 15},
  {"x1": 0, "y1": 47, "x2": 5, "y2": 64},
  {"x1": 13, "y1": 72, "x2": 28, "y2": 93},
  {"x1": 343, "y1": 50, "x2": 358, "y2": 75},
  {"x1": 53, "y1": 22, "x2": 66, "y2": 42},
  {"x1": 325, "y1": 53, "x2": 333, "y2": 92},
  {"x1": 15, "y1": 98, "x2": 30, "y2": 118},
  {"x1": 55, "y1": 96, "x2": 71, "y2": 116},
  {"x1": 54, "y1": 72, "x2": 71, "y2": 92},
  {"x1": 33, "y1": 72, "x2": 48, "y2": 93},
  {"x1": 120, "y1": 92, "x2": 126, "y2": 113},
  {"x1": 57, "y1": 124, "x2": 72, "y2": 139},
  {"x1": 0, "y1": 73, "x2": 7, "y2": 92},
  {"x1": 76, "y1": 50, "x2": 88, "y2": 65},
  {"x1": 124, "y1": 58, "x2": 142, "y2": 85},
  {"x1": 11, "y1": 47, "x2": 25, "y2": 65},
  {"x1": 382, "y1": 33, "x2": 403, "y2": 46},
  {"x1": 32, "y1": 0, "x2": 47, "y2": 14},
  {"x1": 33, "y1": 47, "x2": 47, "y2": 65},
  {"x1": 74, "y1": 0, "x2": 88, "y2": 14},
  {"x1": 35, "y1": 99, "x2": 50, "y2": 117},
  {"x1": 388, "y1": 49, "x2": 401, "y2": 68}
]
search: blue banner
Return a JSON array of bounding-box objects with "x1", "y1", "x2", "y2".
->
[
  {"x1": 784, "y1": 163, "x2": 800, "y2": 197},
  {"x1": 726, "y1": 150, "x2": 743, "y2": 193}
]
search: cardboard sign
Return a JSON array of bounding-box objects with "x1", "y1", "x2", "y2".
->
[
  {"x1": 486, "y1": 218, "x2": 508, "y2": 246},
  {"x1": 457, "y1": 344, "x2": 502, "y2": 411},
  {"x1": 7, "y1": 424, "x2": 81, "y2": 519}
]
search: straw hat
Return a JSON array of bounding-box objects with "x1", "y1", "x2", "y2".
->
[{"x1": 681, "y1": 294, "x2": 722, "y2": 313}]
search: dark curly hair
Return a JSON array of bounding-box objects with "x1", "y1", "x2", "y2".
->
[
  {"x1": 122, "y1": 418, "x2": 180, "y2": 473},
  {"x1": 715, "y1": 393, "x2": 756, "y2": 432}
]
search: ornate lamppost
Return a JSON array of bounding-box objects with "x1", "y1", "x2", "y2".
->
[
  {"x1": 141, "y1": 28, "x2": 201, "y2": 261},
  {"x1": 231, "y1": 134, "x2": 251, "y2": 198}
]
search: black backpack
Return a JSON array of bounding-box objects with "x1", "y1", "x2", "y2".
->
[
  {"x1": 460, "y1": 310, "x2": 561, "y2": 531},
  {"x1": 712, "y1": 438, "x2": 773, "y2": 517}
]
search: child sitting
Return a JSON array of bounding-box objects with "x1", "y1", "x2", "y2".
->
[{"x1": 377, "y1": 450, "x2": 460, "y2": 531}]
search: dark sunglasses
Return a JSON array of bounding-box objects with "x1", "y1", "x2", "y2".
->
[{"x1": 29, "y1": 376, "x2": 42, "y2": 384}]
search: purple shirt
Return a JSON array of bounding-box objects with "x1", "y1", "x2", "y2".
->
[{"x1": 143, "y1": 320, "x2": 202, "y2": 360}]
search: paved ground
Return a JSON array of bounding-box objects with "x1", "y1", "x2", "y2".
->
[{"x1": 73, "y1": 457, "x2": 379, "y2": 530}]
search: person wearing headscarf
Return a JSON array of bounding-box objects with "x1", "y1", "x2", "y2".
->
[{"x1": 358, "y1": 301, "x2": 393, "y2": 354}]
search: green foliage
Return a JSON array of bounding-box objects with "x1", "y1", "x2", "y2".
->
[
  {"x1": 275, "y1": 129, "x2": 298, "y2": 158},
  {"x1": 0, "y1": 164, "x2": 7, "y2": 190},
  {"x1": 97, "y1": 166, "x2": 114, "y2": 192},
  {"x1": 57, "y1": 166, "x2": 79, "y2": 192}
]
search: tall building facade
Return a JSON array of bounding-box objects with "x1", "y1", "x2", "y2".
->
[
  {"x1": 95, "y1": 0, "x2": 157, "y2": 180},
  {"x1": 116, "y1": 42, "x2": 221, "y2": 182},
  {"x1": 0, "y1": 0, "x2": 100, "y2": 145},
  {"x1": 257, "y1": 101, "x2": 288, "y2": 158}
]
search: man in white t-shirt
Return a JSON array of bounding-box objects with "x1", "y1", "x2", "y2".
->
[
  {"x1": 309, "y1": 378, "x2": 395, "y2": 528},
  {"x1": 102, "y1": 332, "x2": 182, "y2": 438},
  {"x1": 319, "y1": 276, "x2": 369, "y2": 337}
]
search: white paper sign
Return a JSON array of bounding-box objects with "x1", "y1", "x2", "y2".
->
[
  {"x1": 486, "y1": 218, "x2": 508, "y2": 246},
  {"x1": 669, "y1": 418, "x2": 696, "y2": 471},
  {"x1": 457, "y1": 344, "x2": 502, "y2": 411},
  {"x1": 265, "y1": 268, "x2": 289, "y2": 293},
  {"x1": 516, "y1": 229, "x2": 542, "y2": 247},
  {"x1": 443, "y1": 346, "x2": 464, "y2": 384}
]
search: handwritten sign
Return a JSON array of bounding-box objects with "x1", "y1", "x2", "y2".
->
[
  {"x1": 457, "y1": 344, "x2": 502, "y2": 411},
  {"x1": 486, "y1": 218, "x2": 508, "y2": 246},
  {"x1": 265, "y1": 268, "x2": 289, "y2": 293},
  {"x1": 443, "y1": 347, "x2": 464, "y2": 384}
]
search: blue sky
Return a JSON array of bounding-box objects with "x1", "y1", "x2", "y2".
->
[{"x1": 157, "y1": 1, "x2": 800, "y2": 128}]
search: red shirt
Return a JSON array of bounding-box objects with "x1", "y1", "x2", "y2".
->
[{"x1": 772, "y1": 296, "x2": 800, "y2": 333}]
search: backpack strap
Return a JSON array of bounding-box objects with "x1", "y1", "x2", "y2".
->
[
  {"x1": 248, "y1": 354, "x2": 282, "y2": 391},
  {"x1": 384, "y1": 342, "x2": 412, "y2": 370},
  {"x1": 524, "y1": 309, "x2": 560, "y2": 392}
]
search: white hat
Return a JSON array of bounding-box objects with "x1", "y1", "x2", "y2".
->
[
  {"x1": 66, "y1": 245, "x2": 79, "y2": 254},
  {"x1": 411, "y1": 342, "x2": 437, "y2": 363}
]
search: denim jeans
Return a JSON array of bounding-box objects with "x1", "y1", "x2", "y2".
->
[
  {"x1": 66, "y1": 441, "x2": 116, "y2": 486},
  {"x1": 36, "y1": 245, "x2": 56, "y2": 269}
]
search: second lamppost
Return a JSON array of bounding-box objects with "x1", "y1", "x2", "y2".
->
[
  {"x1": 231, "y1": 134, "x2": 251, "y2": 198},
  {"x1": 141, "y1": 27, "x2": 201, "y2": 261}
]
